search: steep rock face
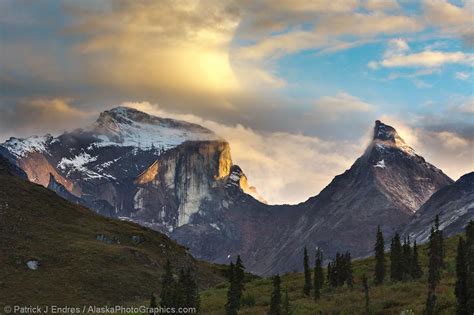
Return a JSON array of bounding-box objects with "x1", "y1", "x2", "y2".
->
[
  {"x1": 403, "y1": 172, "x2": 474, "y2": 243},
  {"x1": 132, "y1": 140, "x2": 232, "y2": 231}
]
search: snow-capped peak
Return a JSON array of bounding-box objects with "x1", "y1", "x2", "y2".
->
[
  {"x1": 2, "y1": 134, "x2": 53, "y2": 157},
  {"x1": 91, "y1": 106, "x2": 219, "y2": 150},
  {"x1": 372, "y1": 120, "x2": 415, "y2": 156}
]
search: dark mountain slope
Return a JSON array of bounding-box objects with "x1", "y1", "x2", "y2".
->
[
  {"x1": 0, "y1": 156, "x2": 224, "y2": 306},
  {"x1": 403, "y1": 172, "x2": 474, "y2": 243}
]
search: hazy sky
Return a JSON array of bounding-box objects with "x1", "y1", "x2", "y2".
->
[{"x1": 0, "y1": 0, "x2": 473, "y2": 204}]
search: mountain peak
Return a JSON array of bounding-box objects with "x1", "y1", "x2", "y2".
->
[
  {"x1": 93, "y1": 106, "x2": 219, "y2": 150},
  {"x1": 372, "y1": 120, "x2": 414, "y2": 155},
  {"x1": 374, "y1": 120, "x2": 399, "y2": 142}
]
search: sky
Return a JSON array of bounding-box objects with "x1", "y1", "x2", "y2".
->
[{"x1": 0, "y1": 0, "x2": 473, "y2": 204}]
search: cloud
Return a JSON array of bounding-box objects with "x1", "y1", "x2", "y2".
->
[
  {"x1": 237, "y1": 12, "x2": 422, "y2": 62},
  {"x1": 372, "y1": 50, "x2": 474, "y2": 68},
  {"x1": 455, "y1": 71, "x2": 471, "y2": 81},
  {"x1": 363, "y1": 0, "x2": 400, "y2": 11},
  {"x1": 0, "y1": 98, "x2": 93, "y2": 140},
  {"x1": 413, "y1": 78, "x2": 432, "y2": 89},
  {"x1": 384, "y1": 38, "x2": 409, "y2": 57},
  {"x1": 422, "y1": 0, "x2": 474, "y2": 47},
  {"x1": 312, "y1": 92, "x2": 375, "y2": 114}
]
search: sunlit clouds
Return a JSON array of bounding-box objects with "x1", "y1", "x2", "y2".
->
[{"x1": 0, "y1": 0, "x2": 472, "y2": 203}]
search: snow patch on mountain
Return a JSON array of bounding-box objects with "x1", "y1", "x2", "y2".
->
[
  {"x1": 58, "y1": 152, "x2": 115, "y2": 180},
  {"x1": 374, "y1": 159, "x2": 386, "y2": 168},
  {"x1": 3, "y1": 135, "x2": 51, "y2": 157}
]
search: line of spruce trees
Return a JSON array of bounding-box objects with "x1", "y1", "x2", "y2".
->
[
  {"x1": 225, "y1": 256, "x2": 246, "y2": 315},
  {"x1": 224, "y1": 218, "x2": 473, "y2": 314},
  {"x1": 373, "y1": 225, "x2": 422, "y2": 285},
  {"x1": 455, "y1": 220, "x2": 474, "y2": 315},
  {"x1": 150, "y1": 259, "x2": 200, "y2": 315}
]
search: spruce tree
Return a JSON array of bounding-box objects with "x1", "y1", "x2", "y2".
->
[
  {"x1": 180, "y1": 268, "x2": 200, "y2": 311},
  {"x1": 149, "y1": 293, "x2": 157, "y2": 315},
  {"x1": 313, "y1": 249, "x2": 323, "y2": 300},
  {"x1": 235, "y1": 255, "x2": 246, "y2": 300},
  {"x1": 411, "y1": 241, "x2": 423, "y2": 279},
  {"x1": 390, "y1": 233, "x2": 403, "y2": 282},
  {"x1": 226, "y1": 261, "x2": 239, "y2": 315},
  {"x1": 160, "y1": 260, "x2": 177, "y2": 308},
  {"x1": 268, "y1": 274, "x2": 282, "y2": 315},
  {"x1": 374, "y1": 225, "x2": 385, "y2": 285},
  {"x1": 464, "y1": 221, "x2": 474, "y2": 313},
  {"x1": 335, "y1": 252, "x2": 344, "y2": 286},
  {"x1": 455, "y1": 237, "x2": 468, "y2": 315},
  {"x1": 402, "y1": 237, "x2": 412, "y2": 280},
  {"x1": 345, "y1": 252, "x2": 354, "y2": 288},
  {"x1": 282, "y1": 288, "x2": 290, "y2": 315},
  {"x1": 425, "y1": 291, "x2": 437, "y2": 315},
  {"x1": 362, "y1": 274, "x2": 370, "y2": 315},
  {"x1": 327, "y1": 262, "x2": 334, "y2": 287},
  {"x1": 425, "y1": 217, "x2": 444, "y2": 315},
  {"x1": 428, "y1": 227, "x2": 441, "y2": 290},
  {"x1": 435, "y1": 215, "x2": 445, "y2": 268},
  {"x1": 303, "y1": 247, "x2": 312, "y2": 296},
  {"x1": 226, "y1": 256, "x2": 245, "y2": 315}
]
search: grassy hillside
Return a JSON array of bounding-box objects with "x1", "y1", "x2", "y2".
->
[
  {"x1": 0, "y1": 159, "x2": 225, "y2": 306},
  {"x1": 200, "y1": 235, "x2": 460, "y2": 314}
]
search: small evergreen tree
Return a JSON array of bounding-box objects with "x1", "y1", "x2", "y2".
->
[
  {"x1": 226, "y1": 261, "x2": 239, "y2": 315},
  {"x1": 179, "y1": 268, "x2": 200, "y2": 311},
  {"x1": 425, "y1": 291, "x2": 437, "y2": 315},
  {"x1": 411, "y1": 241, "x2": 423, "y2": 279},
  {"x1": 149, "y1": 293, "x2": 157, "y2": 315},
  {"x1": 313, "y1": 249, "x2": 323, "y2": 300},
  {"x1": 402, "y1": 237, "x2": 412, "y2": 279},
  {"x1": 327, "y1": 262, "x2": 335, "y2": 287},
  {"x1": 435, "y1": 215, "x2": 445, "y2": 268},
  {"x1": 345, "y1": 252, "x2": 354, "y2": 288},
  {"x1": 374, "y1": 225, "x2": 385, "y2": 285},
  {"x1": 268, "y1": 274, "x2": 282, "y2": 315},
  {"x1": 425, "y1": 216, "x2": 445, "y2": 315},
  {"x1": 390, "y1": 233, "x2": 403, "y2": 282},
  {"x1": 465, "y1": 221, "x2": 474, "y2": 314},
  {"x1": 457, "y1": 220, "x2": 474, "y2": 314},
  {"x1": 455, "y1": 237, "x2": 468, "y2": 315},
  {"x1": 160, "y1": 260, "x2": 177, "y2": 308},
  {"x1": 362, "y1": 274, "x2": 370, "y2": 315},
  {"x1": 303, "y1": 247, "x2": 312, "y2": 296},
  {"x1": 282, "y1": 288, "x2": 290, "y2": 315},
  {"x1": 235, "y1": 256, "x2": 246, "y2": 299},
  {"x1": 428, "y1": 227, "x2": 442, "y2": 290}
]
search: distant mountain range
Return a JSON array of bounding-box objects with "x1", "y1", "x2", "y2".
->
[{"x1": 1, "y1": 107, "x2": 472, "y2": 275}]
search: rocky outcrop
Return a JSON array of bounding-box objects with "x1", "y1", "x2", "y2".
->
[{"x1": 132, "y1": 140, "x2": 232, "y2": 231}]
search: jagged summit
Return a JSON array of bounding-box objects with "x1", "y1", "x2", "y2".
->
[{"x1": 371, "y1": 120, "x2": 415, "y2": 156}]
